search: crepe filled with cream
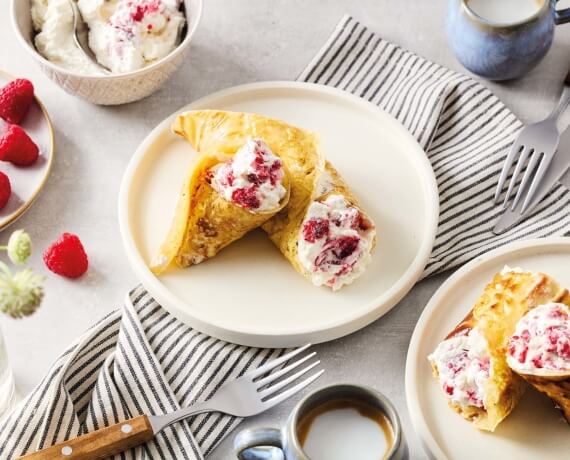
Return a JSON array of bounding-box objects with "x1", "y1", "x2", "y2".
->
[
  {"x1": 507, "y1": 302, "x2": 570, "y2": 423},
  {"x1": 428, "y1": 268, "x2": 569, "y2": 431},
  {"x1": 168, "y1": 110, "x2": 377, "y2": 291},
  {"x1": 262, "y1": 160, "x2": 376, "y2": 291},
  {"x1": 150, "y1": 117, "x2": 292, "y2": 273}
]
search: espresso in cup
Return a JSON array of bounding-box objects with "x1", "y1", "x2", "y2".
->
[
  {"x1": 297, "y1": 398, "x2": 394, "y2": 460},
  {"x1": 234, "y1": 384, "x2": 407, "y2": 460}
]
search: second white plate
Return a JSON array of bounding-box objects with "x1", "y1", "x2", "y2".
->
[
  {"x1": 119, "y1": 81, "x2": 439, "y2": 347},
  {"x1": 406, "y1": 237, "x2": 570, "y2": 460}
]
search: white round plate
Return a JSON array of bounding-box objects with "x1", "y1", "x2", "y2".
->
[
  {"x1": 119, "y1": 81, "x2": 439, "y2": 347},
  {"x1": 406, "y1": 237, "x2": 570, "y2": 460},
  {"x1": 0, "y1": 71, "x2": 54, "y2": 230}
]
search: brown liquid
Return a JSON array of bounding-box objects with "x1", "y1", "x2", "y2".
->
[{"x1": 297, "y1": 398, "x2": 394, "y2": 460}]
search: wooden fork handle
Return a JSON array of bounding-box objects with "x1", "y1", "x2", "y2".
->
[{"x1": 18, "y1": 415, "x2": 154, "y2": 460}]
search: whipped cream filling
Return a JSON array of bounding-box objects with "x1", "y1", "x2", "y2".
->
[
  {"x1": 31, "y1": 0, "x2": 105, "y2": 74},
  {"x1": 210, "y1": 139, "x2": 286, "y2": 212},
  {"x1": 297, "y1": 195, "x2": 375, "y2": 291},
  {"x1": 428, "y1": 328, "x2": 491, "y2": 409},
  {"x1": 31, "y1": 0, "x2": 185, "y2": 74},
  {"x1": 501, "y1": 265, "x2": 528, "y2": 274},
  {"x1": 508, "y1": 303, "x2": 570, "y2": 373}
]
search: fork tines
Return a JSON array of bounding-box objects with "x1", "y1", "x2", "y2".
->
[
  {"x1": 494, "y1": 118, "x2": 561, "y2": 215},
  {"x1": 494, "y1": 143, "x2": 550, "y2": 213},
  {"x1": 252, "y1": 344, "x2": 324, "y2": 407}
]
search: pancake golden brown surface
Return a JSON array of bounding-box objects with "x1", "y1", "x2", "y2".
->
[{"x1": 429, "y1": 268, "x2": 569, "y2": 431}]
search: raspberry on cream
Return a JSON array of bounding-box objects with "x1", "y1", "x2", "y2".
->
[
  {"x1": 78, "y1": 0, "x2": 185, "y2": 74},
  {"x1": 297, "y1": 195, "x2": 375, "y2": 291},
  {"x1": 428, "y1": 328, "x2": 491, "y2": 409},
  {"x1": 209, "y1": 139, "x2": 287, "y2": 212},
  {"x1": 31, "y1": 0, "x2": 185, "y2": 75},
  {"x1": 508, "y1": 303, "x2": 570, "y2": 373}
]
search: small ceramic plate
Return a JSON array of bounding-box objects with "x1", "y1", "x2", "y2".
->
[
  {"x1": 0, "y1": 71, "x2": 54, "y2": 230},
  {"x1": 118, "y1": 81, "x2": 439, "y2": 347},
  {"x1": 406, "y1": 237, "x2": 570, "y2": 460}
]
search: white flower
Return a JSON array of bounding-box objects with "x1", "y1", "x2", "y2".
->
[{"x1": 0, "y1": 261, "x2": 44, "y2": 318}]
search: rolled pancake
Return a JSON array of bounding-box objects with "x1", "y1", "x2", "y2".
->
[
  {"x1": 150, "y1": 119, "x2": 293, "y2": 274},
  {"x1": 429, "y1": 268, "x2": 569, "y2": 431},
  {"x1": 507, "y1": 303, "x2": 570, "y2": 423},
  {"x1": 262, "y1": 161, "x2": 376, "y2": 290},
  {"x1": 169, "y1": 110, "x2": 376, "y2": 290}
]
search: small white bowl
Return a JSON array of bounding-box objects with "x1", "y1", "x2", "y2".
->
[{"x1": 10, "y1": 0, "x2": 202, "y2": 105}]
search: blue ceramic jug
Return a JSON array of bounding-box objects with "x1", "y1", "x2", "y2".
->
[{"x1": 447, "y1": 0, "x2": 570, "y2": 80}]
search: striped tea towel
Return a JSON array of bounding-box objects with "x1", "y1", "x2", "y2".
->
[
  {"x1": 299, "y1": 15, "x2": 570, "y2": 277},
  {"x1": 3, "y1": 14, "x2": 570, "y2": 460},
  {"x1": 0, "y1": 287, "x2": 284, "y2": 459}
]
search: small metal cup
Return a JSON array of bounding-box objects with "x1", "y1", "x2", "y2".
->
[{"x1": 234, "y1": 383, "x2": 408, "y2": 460}]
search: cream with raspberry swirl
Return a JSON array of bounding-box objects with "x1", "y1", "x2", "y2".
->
[
  {"x1": 428, "y1": 328, "x2": 491, "y2": 409},
  {"x1": 297, "y1": 195, "x2": 375, "y2": 290},
  {"x1": 209, "y1": 139, "x2": 287, "y2": 212},
  {"x1": 508, "y1": 303, "x2": 570, "y2": 373},
  {"x1": 77, "y1": 0, "x2": 185, "y2": 73}
]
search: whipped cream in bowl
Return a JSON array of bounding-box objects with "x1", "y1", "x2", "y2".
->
[
  {"x1": 13, "y1": 0, "x2": 202, "y2": 104},
  {"x1": 31, "y1": 0, "x2": 105, "y2": 74},
  {"x1": 78, "y1": 0, "x2": 186, "y2": 74},
  {"x1": 32, "y1": 0, "x2": 186, "y2": 75}
]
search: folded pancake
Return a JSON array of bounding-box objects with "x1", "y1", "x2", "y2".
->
[
  {"x1": 262, "y1": 161, "x2": 376, "y2": 291},
  {"x1": 170, "y1": 110, "x2": 377, "y2": 291},
  {"x1": 428, "y1": 268, "x2": 569, "y2": 431},
  {"x1": 150, "y1": 135, "x2": 290, "y2": 273},
  {"x1": 507, "y1": 302, "x2": 570, "y2": 423}
]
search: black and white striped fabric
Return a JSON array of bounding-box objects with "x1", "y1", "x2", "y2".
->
[
  {"x1": 299, "y1": 15, "x2": 570, "y2": 277},
  {"x1": 4, "y1": 14, "x2": 570, "y2": 460},
  {"x1": 0, "y1": 286, "x2": 283, "y2": 459}
]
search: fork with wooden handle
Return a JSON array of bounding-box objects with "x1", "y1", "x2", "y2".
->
[{"x1": 19, "y1": 344, "x2": 323, "y2": 460}]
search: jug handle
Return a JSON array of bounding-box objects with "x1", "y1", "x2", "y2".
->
[
  {"x1": 234, "y1": 428, "x2": 284, "y2": 460},
  {"x1": 555, "y1": 0, "x2": 570, "y2": 24}
]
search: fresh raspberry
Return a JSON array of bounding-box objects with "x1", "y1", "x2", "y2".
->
[
  {"x1": 302, "y1": 218, "x2": 329, "y2": 243},
  {"x1": 332, "y1": 236, "x2": 359, "y2": 259},
  {"x1": 0, "y1": 172, "x2": 11, "y2": 210},
  {"x1": 43, "y1": 233, "x2": 88, "y2": 278},
  {"x1": 232, "y1": 186, "x2": 260, "y2": 209},
  {"x1": 531, "y1": 356, "x2": 544, "y2": 368},
  {"x1": 352, "y1": 213, "x2": 372, "y2": 231},
  {"x1": 0, "y1": 124, "x2": 39, "y2": 166},
  {"x1": 0, "y1": 79, "x2": 34, "y2": 125}
]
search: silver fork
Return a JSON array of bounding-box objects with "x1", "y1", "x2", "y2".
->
[
  {"x1": 149, "y1": 343, "x2": 323, "y2": 432},
  {"x1": 493, "y1": 68, "x2": 570, "y2": 213},
  {"x1": 20, "y1": 344, "x2": 323, "y2": 460}
]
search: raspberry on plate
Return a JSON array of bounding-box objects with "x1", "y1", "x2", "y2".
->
[
  {"x1": 0, "y1": 124, "x2": 39, "y2": 166},
  {"x1": 0, "y1": 79, "x2": 34, "y2": 125},
  {"x1": 43, "y1": 233, "x2": 89, "y2": 279},
  {"x1": 0, "y1": 172, "x2": 11, "y2": 210}
]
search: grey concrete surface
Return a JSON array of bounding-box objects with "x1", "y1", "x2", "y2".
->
[{"x1": 2, "y1": 1, "x2": 570, "y2": 459}]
